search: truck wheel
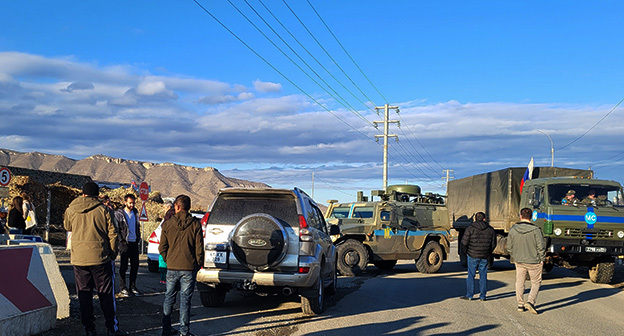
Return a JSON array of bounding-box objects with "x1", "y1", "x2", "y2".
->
[
  {"x1": 416, "y1": 241, "x2": 443, "y2": 273},
  {"x1": 199, "y1": 287, "x2": 227, "y2": 307},
  {"x1": 588, "y1": 260, "x2": 615, "y2": 284},
  {"x1": 543, "y1": 263, "x2": 554, "y2": 274},
  {"x1": 301, "y1": 273, "x2": 325, "y2": 315},
  {"x1": 373, "y1": 260, "x2": 397, "y2": 270},
  {"x1": 147, "y1": 259, "x2": 159, "y2": 273},
  {"x1": 336, "y1": 240, "x2": 369, "y2": 276}
]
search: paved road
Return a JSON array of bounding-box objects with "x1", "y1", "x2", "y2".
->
[{"x1": 48, "y1": 243, "x2": 624, "y2": 336}]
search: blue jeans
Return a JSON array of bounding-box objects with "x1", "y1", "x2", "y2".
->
[
  {"x1": 466, "y1": 255, "x2": 489, "y2": 299},
  {"x1": 163, "y1": 270, "x2": 196, "y2": 335}
]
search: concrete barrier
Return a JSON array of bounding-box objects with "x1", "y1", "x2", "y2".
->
[{"x1": 0, "y1": 245, "x2": 57, "y2": 335}]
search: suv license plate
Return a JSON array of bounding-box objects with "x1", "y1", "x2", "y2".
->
[
  {"x1": 585, "y1": 246, "x2": 607, "y2": 253},
  {"x1": 206, "y1": 251, "x2": 227, "y2": 264}
]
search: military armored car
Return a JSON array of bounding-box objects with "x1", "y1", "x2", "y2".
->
[{"x1": 325, "y1": 185, "x2": 450, "y2": 276}]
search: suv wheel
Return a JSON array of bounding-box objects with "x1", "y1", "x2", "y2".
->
[
  {"x1": 199, "y1": 287, "x2": 227, "y2": 307},
  {"x1": 230, "y1": 213, "x2": 289, "y2": 271},
  {"x1": 147, "y1": 259, "x2": 159, "y2": 273},
  {"x1": 415, "y1": 241, "x2": 443, "y2": 273},
  {"x1": 336, "y1": 240, "x2": 369, "y2": 276},
  {"x1": 301, "y1": 271, "x2": 325, "y2": 315},
  {"x1": 326, "y1": 259, "x2": 338, "y2": 295}
]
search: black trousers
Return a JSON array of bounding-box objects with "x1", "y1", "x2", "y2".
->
[
  {"x1": 119, "y1": 241, "x2": 139, "y2": 290},
  {"x1": 73, "y1": 261, "x2": 119, "y2": 332}
]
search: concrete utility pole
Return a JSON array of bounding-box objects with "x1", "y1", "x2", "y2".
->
[
  {"x1": 373, "y1": 104, "x2": 399, "y2": 191},
  {"x1": 442, "y1": 169, "x2": 454, "y2": 195}
]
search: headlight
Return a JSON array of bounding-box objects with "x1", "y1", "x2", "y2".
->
[
  {"x1": 554, "y1": 228, "x2": 562, "y2": 236},
  {"x1": 617, "y1": 231, "x2": 624, "y2": 239}
]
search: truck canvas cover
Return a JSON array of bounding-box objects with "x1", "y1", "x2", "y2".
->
[{"x1": 447, "y1": 167, "x2": 592, "y2": 231}]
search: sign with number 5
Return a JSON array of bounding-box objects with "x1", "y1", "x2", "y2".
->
[{"x1": 0, "y1": 167, "x2": 11, "y2": 186}]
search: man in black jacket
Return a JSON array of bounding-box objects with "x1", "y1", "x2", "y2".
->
[{"x1": 460, "y1": 212, "x2": 497, "y2": 301}]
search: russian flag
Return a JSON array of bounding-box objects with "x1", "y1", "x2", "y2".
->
[{"x1": 520, "y1": 157, "x2": 534, "y2": 193}]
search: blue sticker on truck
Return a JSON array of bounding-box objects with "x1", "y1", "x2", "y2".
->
[
  {"x1": 533, "y1": 211, "x2": 624, "y2": 224},
  {"x1": 585, "y1": 207, "x2": 597, "y2": 228},
  {"x1": 373, "y1": 229, "x2": 448, "y2": 238}
]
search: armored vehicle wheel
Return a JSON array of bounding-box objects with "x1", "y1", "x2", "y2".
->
[
  {"x1": 588, "y1": 260, "x2": 615, "y2": 284},
  {"x1": 373, "y1": 260, "x2": 397, "y2": 270},
  {"x1": 301, "y1": 271, "x2": 325, "y2": 315},
  {"x1": 336, "y1": 240, "x2": 369, "y2": 276},
  {"x1": 199, "y1": 287, "x2": 227, "y2": 307},
  {"x1": 415, "y1": 241, "x2": 443, "y2": 273}
]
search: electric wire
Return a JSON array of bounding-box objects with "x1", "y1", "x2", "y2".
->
[
  {"x1": 304, "y1": 0, "x2": 385, "y2": 105},
  {"x1": 306, "y1": 0, "x2": 445, "y2": 173},
  {"x1": 557, "y1": 97, "x2": 624, "y2": 151},
  {"x1": 190, "y1": 0, "x2": 370, "y2": 140},
  {"x1": 228, "y1": 0, "x2": 373, "y2": 127},
  {"x1": 257, "y1": 0, "x2": 378, "y2": 116}
]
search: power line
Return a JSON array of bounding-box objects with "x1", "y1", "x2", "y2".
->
[
  {"x1": 557, "y1": 97, "x2": 624, "y2": 151},
  {"x1": 191, "y1": 0, "x2": 371, "y2": 140},
  {"x1": 305, "y1": 0, "x2": 388, "y2": 105},
  {"x1": 228, "y1": 0, "x2": 373, "y2": 127}
]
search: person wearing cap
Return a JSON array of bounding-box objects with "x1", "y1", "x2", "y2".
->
[
  {"x1": 64, "y1": 182, "x2": 127, "y2": 336},
  {"x1": 561, "y1": 190, "x2": 579, "y2": 206}
]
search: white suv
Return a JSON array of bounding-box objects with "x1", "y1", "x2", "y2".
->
[{"x1": 196, "y1": 187, "x2": 339, "y2": 315}]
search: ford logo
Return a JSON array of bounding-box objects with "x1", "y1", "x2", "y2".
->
[{"x1": 248, "y1": 239, "x2": 267, "y2": 247}]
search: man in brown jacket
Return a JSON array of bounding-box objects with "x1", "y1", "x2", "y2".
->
[
  {"x1": 160, "y1": 195, "x2": 204, "y2": 336},
  {"x1": 64, "y1": 182, "x2": 127, "y2": 336}
]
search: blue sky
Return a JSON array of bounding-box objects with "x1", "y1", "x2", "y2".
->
[{"x1": 1, "y1": 1, "x2": 624, "y2": 204}]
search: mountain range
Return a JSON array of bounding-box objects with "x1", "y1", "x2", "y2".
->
[{"x1": 0, "y1": 148, "x2": 268, "y2": 209}]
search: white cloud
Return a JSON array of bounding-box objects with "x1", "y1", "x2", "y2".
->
[
  {"x1": 253, "y1": 80, "x2": 282, "y2": 93},
  {"x1": 1, "y1": 52, "x2": 623, "y2": 201}
]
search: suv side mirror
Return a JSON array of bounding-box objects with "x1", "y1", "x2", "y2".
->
[{"x1": 329, "y1": 224, "x2": 340, "y2": 235}]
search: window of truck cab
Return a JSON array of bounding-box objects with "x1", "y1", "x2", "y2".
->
[{"x1": 548, "y1": 184, "x2": 623, "y2": 206}]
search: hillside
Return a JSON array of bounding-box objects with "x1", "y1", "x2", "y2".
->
[{"x1": 0, "y1": 148, "x2": 269, "y2": 209}]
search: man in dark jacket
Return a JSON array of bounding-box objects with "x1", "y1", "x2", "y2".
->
[
  {"x1": 64, "y1": 182, "x2": 127, "y2": 336},
  {"x1": 460, "y1": 212, "x2": 497, "y2": 301},
  {"x1": 508, "y1": 207, "x2": 545, "y2": 314},
  {"x1": 160, "y1": 195, "x2": 204, "y2": 336}
]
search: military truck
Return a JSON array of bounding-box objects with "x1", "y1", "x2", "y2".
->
[
  {"x1": 447, "y1": 167, "x2": 624, "y2": 283},
  {"x1": 325, "y1": 185, "x2": 450, "y2": 276}
]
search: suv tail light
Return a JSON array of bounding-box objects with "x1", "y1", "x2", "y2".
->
[
  {"x1": 201, "y1": 212, "x2": 210, "y2": 238},
  {"x1": 148, "y1": 231, "x2": 159, "y2": 244},
  {"x1": 299, "y1": 215, "x2": 313, "y2": 241}
]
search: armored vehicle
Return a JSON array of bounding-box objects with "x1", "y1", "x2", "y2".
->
[
  {"x1": 448, "y1": 167, "x2": 624, "y2": 283},
  {"x1": 325, "y1": 185, "x2": 450, "y2": 276}
]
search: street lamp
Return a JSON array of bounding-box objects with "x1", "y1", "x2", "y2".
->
[{"x1": 537, "y1": 130, "x2": 554, "y2": 167}]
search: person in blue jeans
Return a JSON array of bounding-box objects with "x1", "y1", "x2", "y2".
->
[
  {"x1": 460, "y1": 212, "x2": 497, "y2": 301},
  {"x1": 159, "y1": 195, "x2": 204, "y2": 336}
]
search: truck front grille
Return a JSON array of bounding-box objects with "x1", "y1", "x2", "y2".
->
[{"x1": 564, "y1": 228, "x2": 614, "y2": 239}]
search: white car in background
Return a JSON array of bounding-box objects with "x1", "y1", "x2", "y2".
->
[{"x1": 147, "y1": 211, "x2": 205, "y2": 272}]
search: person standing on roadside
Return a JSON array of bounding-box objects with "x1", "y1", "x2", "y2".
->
[
  {"x1": 460, "y1": 211, "x2": 497, "y2": 301},
  {"x1": 64, "y1": 182, "x2": 127, "y2": 336},
  {"x1": 508, "y1": 207, "x2": 545, "y2": 314},
  {"x1": 160, "y1": 195, "x2": 204, "y2": 336},
  {"x1": 21, "y1": 192, "x2": 36, "y2": 235},
  {"x1": 8, "y1": 196, "x2": 26, "y2": 234},
  {"x1": 115, "y1": 193, "x2": 142, "y2": 297}
]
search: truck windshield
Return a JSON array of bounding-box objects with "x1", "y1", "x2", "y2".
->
[
  {"x1": 548, "y1": 184, "x2": 624, "y2": 207},
  {"x1": 329, "y1": 206, "x2": 351, "y2": 218}
]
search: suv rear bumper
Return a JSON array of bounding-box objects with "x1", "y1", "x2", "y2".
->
[{"x1": 196, "y1": 256, "x2": 321, "y2": 288}]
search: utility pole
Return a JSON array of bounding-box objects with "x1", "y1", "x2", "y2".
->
[
  {"x1": 374, "y1": 104, "x2": 399, "y2": 191},
  {"x1": 311, "y1": 172, "x2": 314, "y2": 199},
  {"x1": 442, "y1": 169, "x2": 454, "y2": 195}
]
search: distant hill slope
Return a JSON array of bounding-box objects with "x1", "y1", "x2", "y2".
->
[{"x1": 0, "y1": 148, "x2": 269, "y2": 209}]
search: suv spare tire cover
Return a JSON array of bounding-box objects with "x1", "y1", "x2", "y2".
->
[{"x1": 230, "y1": 213, "x2": 289, "y2": 271}]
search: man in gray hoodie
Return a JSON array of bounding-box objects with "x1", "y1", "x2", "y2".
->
[{"x1": 508, "y1": 207, "x2": 545, "y2": 314}]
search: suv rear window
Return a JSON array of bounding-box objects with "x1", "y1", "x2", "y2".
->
[{"x1": 208, "y1": 193, "x2": 299, "y2": 226}]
